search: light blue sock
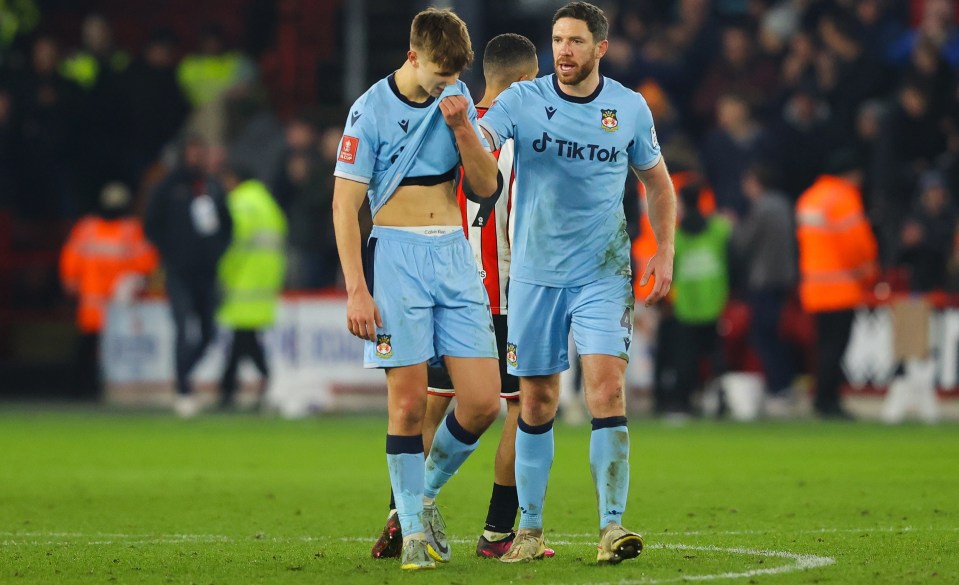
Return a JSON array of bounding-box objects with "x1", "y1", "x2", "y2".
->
[
  {"x1": 424, "y1": 412, "x2": 480, "y2": 499},
  {"x1": 589, "y1": 417, "x2": 630, "y2": 529},
  {"x1": 515, "y1": 417, "x2": 554, "y2": 530},
  {"x1": 386, "y1": 435, "x2": 425, "y2": 536}
]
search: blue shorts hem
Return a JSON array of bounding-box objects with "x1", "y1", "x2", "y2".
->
[
  {"x1": 439, "y1": 350, "x2": 499, "y2": 360},
  {"x1": 577, "y1": 350, "x2": 631, "y2": 363},
  {"x1": 363, "y1": 354, "x2": 434, "y2": 369},
  {"x1": 507, "y1": 364, "x2": 569, "y2": 377}
]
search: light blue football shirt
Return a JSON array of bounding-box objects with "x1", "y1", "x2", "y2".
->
[
  {"x1": 479, "y1": 74, "x2": 662, "y2": 287},
  {"x1": 333, "y1": 74, "x2": 481, "y2": 218}
]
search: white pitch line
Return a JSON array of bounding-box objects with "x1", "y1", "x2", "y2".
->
[{"x1": 542, "y1": 526, "x2": 959, "y2": 538}]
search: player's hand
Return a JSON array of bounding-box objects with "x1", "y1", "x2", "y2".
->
[
  {"x1": 346, "y1": 288, "x2": 382, "y2": 342},
  {"x1": 439, "y1": 94, "x2": 471, "y2": 131},
  {"x1": 640, "y1": 247, "x2": 674, "y2": 307}
]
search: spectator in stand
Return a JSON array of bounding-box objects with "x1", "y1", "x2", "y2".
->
[
  {"x1": 732, "y1": 165, "x2": 798, "y2": 416},
  {"x1": 898, "y1": 170, "x2": 957, "y2": 292},
  {"x1": 59, "y1": 14, "x2": 129, "y2": 92},
  {"x1": 12, "y1": 35, "x2": 79, "y2": 219},
  {"x1": 874, "y1": 79, "x2": 949, "y2": 255},
  {"x1": 60, "y1": 182, "x2": 158, "y2": 400},
  {"x1": 888, "y1": 0, "x2": 959, "y2": 68},
  {"x1": 66, "y1": 15, "x2": 130, "y2": 214},
  {"x1": 668, "y1": 0, "x2": 722, "y2": 104},
  {"x1": 902, "y1": 36, "x2": 956, "y2": 124},
  {"x1": 121, "y1": 28, "x2": 190, "y2": 180},
  {"x1": 770, "y1": 85, "x2": 832, "y2": 199},
  {"x1": 690, "y1": 19, "x2": 778, "y2": 135},
  {"x1": 854, "y1": 0, "x2": 908, "y2": 56},
  {"x1": 853, "y1": 99, "x2": 887, "y2": 219},
  {"x1": 701, "y1": 92, "x2": 772, "y2": 217},
  {"x1": 796, "y1": 150, "x2": 878, "y2": 420},
  {"x1": 668, "y1": 183, "x2": 731, "y2": 418},
  {"x1": 177, "y1": 23, "x2": 257, "y2": 145},
  {"x1": 277, "y1": 119, "x2": 341, "y2": 290},
  {"x1": 777, "y1": 28, "x2": 819, "y2": 100},
  {"x1": 816, "y1": 7, "x2": 890, "y2": 146},
  {"x1": 216, "y1": 163, "x2": 287, "y2": 410},
  {"x1": 144, "y1": 136, "x2": 232, "y2": 417}
]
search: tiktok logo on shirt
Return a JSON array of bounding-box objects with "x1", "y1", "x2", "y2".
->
[{"x1": 531, "y1": 131, "x2": 621, "y2": 162}]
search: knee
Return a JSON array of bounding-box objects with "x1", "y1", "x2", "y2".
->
[
  {"x1": 461, "y1": 395, "x2": 499, "y2": 430},
  {"x1": 476, "y1": 398, "x2": 500, "y2": 427},
  {"x1": 587, "y1": 380, "x2": 626, "y2": 414},
  {"x1": 391, "y1": 396, "x2": 426, "y2": 431},
  {"x1": 522, "y1": 386, "x2": 559, "y2": 421}
]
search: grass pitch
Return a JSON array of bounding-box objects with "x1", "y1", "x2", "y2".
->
[{"x1": 0, "y1": 410, "x2": 957, "y2": 584}]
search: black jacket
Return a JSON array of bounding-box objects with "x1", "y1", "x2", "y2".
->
[{"x1": 144, "y1": 168, "x2": 232, "y2": 274}]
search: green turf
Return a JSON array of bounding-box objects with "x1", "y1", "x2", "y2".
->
[{"x1": 0, "y1": 410, "x2": 956, "y2": 584}]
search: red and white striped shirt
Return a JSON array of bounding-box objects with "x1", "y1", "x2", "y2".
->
[{"x1": 457, "y1": 107, "x2": 514, "y2": 315}]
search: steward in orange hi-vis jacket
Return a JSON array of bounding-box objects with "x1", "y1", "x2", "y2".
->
[
  {"x1": 795, "y1": 151, "x2": 878, "y2": 419},
  {"x1": 796, "y1": 176, "x2": 878, "y2": 314},
  {"x1": 60, "y1": 183, "x2": 158, "y2": 333}
]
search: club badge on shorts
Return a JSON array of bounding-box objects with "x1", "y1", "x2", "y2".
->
[
  {"x1": 376, "y1": 334, "x2": 393, "y2": 359},
  {"x1": 601, "y1": 109, "x2": 619, "y2": 132},
  {"x1": 506, "y1": 342, "x2": 518, "y2": 367}
]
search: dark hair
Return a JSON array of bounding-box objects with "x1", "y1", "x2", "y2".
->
[
  {"x1": 410, "y1": 8, "x2": 474, "y2": 72},
  {"x1": 820, "y1": 8, "x2": 862, "y2": 43},
  {"x1": 483, "y1": 33, "x2": 537, "y2": 81},
  {"x1": 680, "y1": 183, "x2": 702, "y2": 210},
  {"x1": 552, "y1": 2, "x2": 609, "y2": 42},
  {"x1": 745, "y1": 164, "x2": 781, "y2": 191},
  {"x1": 824, "y1": 148, "x2": 863, "y2": 175}
]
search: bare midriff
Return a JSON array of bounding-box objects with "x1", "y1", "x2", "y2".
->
[{"x1": 373, "y1": 181, "x2": 460, "y2": 227}]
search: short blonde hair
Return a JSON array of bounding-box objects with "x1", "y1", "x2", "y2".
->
[{"x1": 410, "y1": 8, "x2": 474, "y2": 73}]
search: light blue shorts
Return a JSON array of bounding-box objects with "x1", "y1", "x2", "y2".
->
[
  {"x1": 505, "y1": 275, "x2": 634, "y2": 376},
  {"x1": 363, "y1": 226, "x2": 497, "y2": 368}
]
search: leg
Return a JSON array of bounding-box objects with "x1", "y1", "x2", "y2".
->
[
  {"x1": 581, "y1": 354, "x2": 631, "y2": 526},
  {"x1": 73, "y1": 332, "x2": 101, "y2": 401},
  {"x1": 182, "y1": 275, "x2": 219, "y2": 375},
  {"x1": 671, "y1": 321, "x2": 700, "y2": 414},
  {"x1": 423, "y1": 356, "x2": 499, "y2": 501},
  {"x1": 500, "y1": 374, "x2": 558, "y2": 563},
  {"x1": 748, "y1": 290, "x2": 795, "y2": 395},
  {"x1": 246, "y1": 329, "x2": 270, "y2": 406},
  {"x1": 813, "y1": 310, "x2": 854, "y2": 416},
  {"x1": 571, "y1": 275, "x2": 643, "y2": 562},
  {"x1": 164, "y1": 271, "x2": 196, "y2": 396},
  {"x1": 493, "y1": 398, "x2": 519, "y2": 499},
  {"x1": 582, "y1": 354, "x2": 644, "y2": 563},
  {"x1": 384, "y1": 363, "x2": 429, "y2": 544},
  {"x1": 515, "y1": 374, "x2": 559, "y2": 530},
  {"x1": 423, "y1": 392, "x2": 453, "y2": 454},
  {"x1": 219, "y1": 329, "x2": 243, "y2": 407},
  {"x1": 375, "y1": 364, "x2": 454, "y2": 561},
  {"x1": 476, "y1": 398, "x2": 521, "y2": 557}
]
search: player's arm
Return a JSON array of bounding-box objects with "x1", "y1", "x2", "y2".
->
[
  {"x1": 440, "y1": 95, "x2": 498, "y2": 197},
  {"x1": 634, "y1": 159, "x2": 676, "y2": 306},
  {"x1": 332, "y1": 177, "x2": 381, "y2": 341}
]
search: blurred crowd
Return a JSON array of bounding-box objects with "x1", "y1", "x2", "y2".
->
[
  {"x1": 1, "y1": 0, "x2": 958, "y2": 411},
  {"x1": 0, "y1": 11, "x2": 341, "y2": 291}
]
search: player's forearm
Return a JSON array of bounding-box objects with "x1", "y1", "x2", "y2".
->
[
  {"x1": 332, "y1": 195, "x2": 368, "y2": 296},
  {"x1": 454, "y1": 126, "x2": 499, "y2": 198},
  {"x1": 645, "y1": 175, "x2": 677, "y2": 252}
]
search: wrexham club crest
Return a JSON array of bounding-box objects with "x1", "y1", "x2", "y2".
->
[
  {"x1": 601, "y1": 109, "x2": 618, "y2": 132},
  {"x1": 506, "y1": 342, "x2": 518, "y2": 367},
  {"x1": 375, "y1": 334, "x2": 393, "y2": 359}
]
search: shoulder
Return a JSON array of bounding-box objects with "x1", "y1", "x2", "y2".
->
[
  {"x1": 504, "y1": 78, "x2": 546, "y2": 101},
  {"x1": 351, "y1": 78, "x2": 391, "y2": 113}
]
